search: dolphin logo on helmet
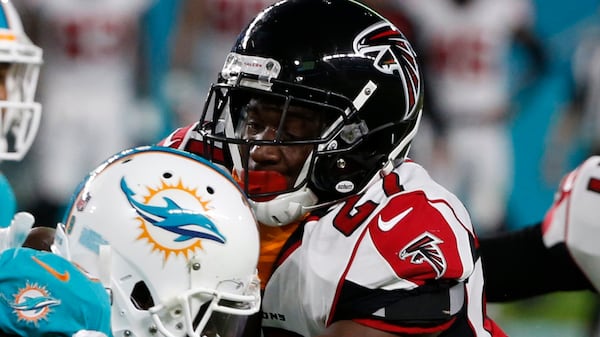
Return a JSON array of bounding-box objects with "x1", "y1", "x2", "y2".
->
[{"x1": 120, "y1": 177, "x2": 226, "y2": 244}]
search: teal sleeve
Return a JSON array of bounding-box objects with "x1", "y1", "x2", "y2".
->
[{"x1": 0, "y1": 173, "x2": 16, "y2": 228}]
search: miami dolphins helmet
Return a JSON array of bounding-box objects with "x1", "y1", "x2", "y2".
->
[{"x1": 53, "y1": 146, "x2": 261, "y2": 337}]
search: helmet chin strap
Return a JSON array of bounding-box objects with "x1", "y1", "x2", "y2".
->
[
  {"x1": 251, "y1": 187, "x2": 318, "y2": 226},
  {"x1": 240, "y1": 157, "x2": 318, "y2": 226}
]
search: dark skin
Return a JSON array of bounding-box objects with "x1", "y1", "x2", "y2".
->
[
  {"x1": 22, "y1": 226, "x2": 55, "y2": 251},
  {"x1": 0, "y1": 63, "x2": 8, "y2": 100},
  {"x1": 240, "y1": 98, "x2": 321, "y2": 190}
]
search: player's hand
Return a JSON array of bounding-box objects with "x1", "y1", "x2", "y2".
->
[
  {"x1": 22, "y1": 226, "x2": 56, "y2": 251},
  {"x1": 0, "y1": 211, "x2": 35, "y2": 252}
]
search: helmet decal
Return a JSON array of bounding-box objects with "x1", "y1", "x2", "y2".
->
[
  {"x1": 120, "y1": 177, "x2": 226, "y2": 262},
  {"x1": 353, "y1": 21, "x2": 420, "y2": 113},
  {"x1": 0, "y1": 5, "x2": 9, "y2": 30},
  {"x1": 2, "y1": 282, "x2": 60, "y2": 325}
]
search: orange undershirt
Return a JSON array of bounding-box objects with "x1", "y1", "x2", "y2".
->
[{"x1": 257, "y1": 222, "x2": 299, "y2": 289}]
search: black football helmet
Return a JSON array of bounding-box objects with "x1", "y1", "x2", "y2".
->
[{"x1": 198, "y1": 0, "x2": 423, "y2": 226}]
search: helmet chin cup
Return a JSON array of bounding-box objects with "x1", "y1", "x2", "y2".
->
[{"x1": 251, "y1": 187, "x2": 318, "y2": 226}]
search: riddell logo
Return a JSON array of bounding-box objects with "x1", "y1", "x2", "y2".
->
[{"x1": 335, "y1": 181, "x2": 355, "y2": 193}]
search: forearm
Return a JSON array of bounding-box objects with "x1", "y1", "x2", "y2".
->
[{"x1": 480, "y1": 223, "x2": 595, "y2": 302}]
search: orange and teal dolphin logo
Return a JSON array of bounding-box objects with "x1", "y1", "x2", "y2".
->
[{"x1": 120, "y1": 177, "x2": 226, "y2": 244}]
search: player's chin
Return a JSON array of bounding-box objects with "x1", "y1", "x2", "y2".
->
[{"x1": 22, "y1": 226, "x2": 56, "y2": 252}]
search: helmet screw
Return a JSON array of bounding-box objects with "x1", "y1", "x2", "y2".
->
[
  {"x1": 123, "y1": 330, "x2": 132, "y2": 337},
  {"x1": 337, "y1": 158, "x2": 346, "y2": 169},
  {"x1": 192, "y1": 262, "x2": 201, "y2": 271},
  {"x1": 148, "y1": 325, "x2": 158, "y2": 334},
  {"x1": 364, "y1": 87, "x2": 372, "y2": 95}
]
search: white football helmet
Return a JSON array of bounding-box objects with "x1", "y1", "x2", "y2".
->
[
  {"x1": 52, "y1": 146, "x2": 261, "y2": 337},
  {"x1": 0, "y1": 0, "x2": 43, "y2": 161}
]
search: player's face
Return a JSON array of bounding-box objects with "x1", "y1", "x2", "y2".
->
[
  {"x1": 0, "y1": 63, "x2": 9, "y2": 101},
  {"x1": 239, "y1": 98, "x2": 323, "y2": 189}
]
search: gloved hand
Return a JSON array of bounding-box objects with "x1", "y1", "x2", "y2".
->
[{"x1": 0, "y1": 212, "x2": 34, "y2": 252}]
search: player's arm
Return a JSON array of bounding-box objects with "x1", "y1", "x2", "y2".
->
[
  {"x1": 513, "y1": 25, "x2": 547, "y2": 78},
  {"x1": 482, "y1": 156, "x2": 600, "y2": 302},
  {"x1": 317, "y1": 320, "x2": 441, "y2": 337},
  {"x1": 480, "y1": 223, "x2": 594, "y2": 302}
]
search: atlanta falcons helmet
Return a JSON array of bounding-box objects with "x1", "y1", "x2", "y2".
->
[
  {"x1": 52, "y1": 146, "x2": 261, "y2": 337},
  {"x1": 197, "y1": 0, "x2": 423, "y2": 226},
  {"x1": 0, "y1": 0, "x2": 43, "y2": 161}
]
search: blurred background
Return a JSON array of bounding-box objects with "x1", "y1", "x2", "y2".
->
[{"x1": 5, "y1": 0, "x2": 600, "y2": 335}]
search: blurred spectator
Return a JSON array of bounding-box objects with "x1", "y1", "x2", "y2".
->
[
  {"x1": 569, "y1": 27, "x2": 600, "y2": 155},
  {"x1": 14, "y1": 0, "x2": 163, "y2": 227},
  {"x1": 540, "y1": 10, "x2": 600, "y2": 189},
  {"x1": 167, "y1": 0, "x2": 277, "y2": 126},
  {"x1": 398, "y1": 0, "x2": 546, "y2": 236}
]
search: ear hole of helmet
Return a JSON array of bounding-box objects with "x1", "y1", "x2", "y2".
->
[
  {"x1": 311, "y1": 118, "x2": 418, "y2": 200},
  {"x1": 131, "y1": 281, "x2": 155, "y2": 310},
  {"x1": 311, "y1": 149, "x2": 387, "y2": 200}
]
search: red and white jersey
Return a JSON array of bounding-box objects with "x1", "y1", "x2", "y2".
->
[
  {"x1": 543, "y1": 155, "x2": 600, "y2": 292},
  {"x1": 400, "y1": 0, "x2": 533, "y2": 121},
  {"x1": 261, "y1": 161, "x2": 504, "y2": 337},
  {"x1": 159, "y1": 125, "x2": 506, "y2": 336}
]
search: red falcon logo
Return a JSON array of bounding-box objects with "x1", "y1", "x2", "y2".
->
[
  {"x1": 353, "y1": 21, "x2": 420, "y2": 113},
  {"x1": 400, "y1": 232, "x2": 447, "y2": 278}
]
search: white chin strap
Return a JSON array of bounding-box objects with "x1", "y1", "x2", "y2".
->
[{"x1": 251, "y1": 187, "x2": 318, "y2": 226}]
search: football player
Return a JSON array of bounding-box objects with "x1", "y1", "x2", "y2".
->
[
  {"x1": 160, "y1": 0, "x2": 505, "y2": 336},
  {"x1": 0, "y1": 247, "x2": 112, "y2": 337},
  {"x1": 0, "y1": 0, "x2": 42, "y2": 229},
  {"x1": 398, "y1": 0, "x2": 546, "y2": 235}
]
